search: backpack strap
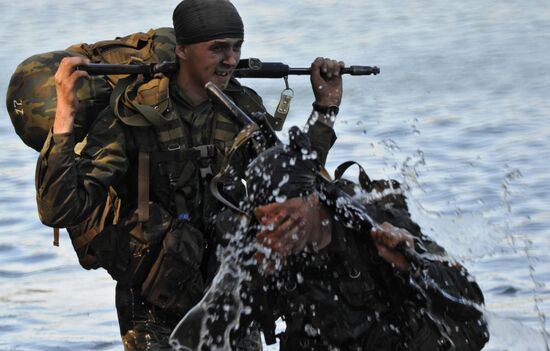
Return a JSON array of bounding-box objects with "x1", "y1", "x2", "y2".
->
[
  {"x1": 137, "y1": 151, "x2": 150, "y2": 222},
  {"x1": 129, "y1": 127, "x2": 157, "y2": 228},
  {"x1": 334, "y1": 160, "x2": 407, "y2": 210},
  {"x1": 53, "y1": 228, "x2": 60, "y2": 247},
  {"x1": 334, "y1": 161, "x2": 373, "y2": 191},
  {"x1": 110, "y1": 74, "x2": 173, "y2": 128}
]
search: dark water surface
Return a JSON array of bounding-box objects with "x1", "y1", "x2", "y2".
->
[{"x1": 1, "y1": 0, "x2": 549, "y2": 350}]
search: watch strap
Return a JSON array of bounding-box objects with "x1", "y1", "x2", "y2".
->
[{"x1": 312, "y1": 102, "x2": 339, "y2": 116}]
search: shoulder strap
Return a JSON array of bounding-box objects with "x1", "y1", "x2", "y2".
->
[
  {"x1": 110, "y1": 74, "x2": 174, "y2": 128},
  {"x1": 127, "y1": 126, "x2": 157, "y2": 227},
  {"x1": 210, "y1": 123, "x2": 260, "y2": 214}
]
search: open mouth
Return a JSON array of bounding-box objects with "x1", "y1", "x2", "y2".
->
[{"x1": 215, "y1": 69, "x2": 232, "y2": 78}]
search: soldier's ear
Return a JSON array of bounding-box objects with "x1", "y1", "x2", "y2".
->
[{"x1": 175, "y1": 45, "x2": 188, "y2": 60}]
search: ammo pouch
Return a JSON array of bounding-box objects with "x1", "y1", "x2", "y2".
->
[
  {"x1": 89, "y1": 202, "x2": 171, "y2": 286},
  {"x1": 141, "y1": 220, "x2": 205, "y2": 313}
]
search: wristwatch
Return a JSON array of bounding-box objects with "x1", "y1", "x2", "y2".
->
[{"x1": 312, "y1": 102, "x2": 339, "y2": 116}]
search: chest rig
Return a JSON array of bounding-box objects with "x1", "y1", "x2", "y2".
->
[{"x1": 112, "y1": 74, "x2": 267, "y2": 232}]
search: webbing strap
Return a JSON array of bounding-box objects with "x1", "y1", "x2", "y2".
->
[
  {"x1": 53, "y1": 228, "x2": 59, "y2": 247},
  {"x1": 72, "y1": 227, "x2": 99, "y2": 251},
  {"x1": 209, "y1": 123, "x2": 260, "y2": 214},
  {"x1": 334, "y1": 161, "x2": 372, "y2": 191},
  {"x1": 110, "y1": 75, "x2": 151, "y2": 127},
  {"x1": 110, "y1": 75, "x2": 172, "y2": 128},
  {"x1": 137, "y1": 151, "x2": 150, "y2": 222},
  {"x1": 132, "y1": 102, "x2": 171, "y2": 127},
  {"x1": 151, "y1": 144, "x2": 215, "y2": 163},
  {"x1": 210, "y1": 172, "x2": 246, "y2": 215}
]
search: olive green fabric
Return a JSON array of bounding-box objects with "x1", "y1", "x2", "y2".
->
[
  {"x1": 7, "y1": 51, "x2": 112, "y2": 151},
  {"x1": 35, "y1": 71, "x2": 336, "y2": 348}
]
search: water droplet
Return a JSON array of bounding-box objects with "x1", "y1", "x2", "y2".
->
[{"x1": 275, "y1": 195, "x2": 288, "y2": 203}]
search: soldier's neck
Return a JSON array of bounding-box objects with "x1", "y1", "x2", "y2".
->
[{"x1": 176, "y1": 71, "x2": 208, "y2": 107}]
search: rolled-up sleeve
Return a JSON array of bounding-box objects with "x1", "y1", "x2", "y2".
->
[{"x1": 36, "y1": 109, "x2": 128, "y2": 227}]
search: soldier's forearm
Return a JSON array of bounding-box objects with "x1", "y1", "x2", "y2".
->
[
  {"x1": 36, "y1": 134, "x2": 97, "y2": 227},
  {"x1": 53, "y1": 103, "x2": 76, "y2": 134}
]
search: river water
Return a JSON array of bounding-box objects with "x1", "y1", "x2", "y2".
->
[{"x1": 0, "y1": 0, "x2": 549, "y2": 350}]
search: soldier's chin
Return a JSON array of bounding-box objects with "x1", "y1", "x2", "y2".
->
[{"x1": 212, "y1": 75, "x2": 230, "y2": 89}]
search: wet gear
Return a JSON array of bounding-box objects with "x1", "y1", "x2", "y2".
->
[
  {"x1": 235, "y1": 130, "x2": 490, "y2": 350},
  {"x1": 244, "y1": 126, "x2": 320, "y2": 209},
  {"x1": 35, "y1": 73, "x2": 336, "y2": 350},
  {"x1": 172, "y1": 0, "x2": 244, "y2": 45}
]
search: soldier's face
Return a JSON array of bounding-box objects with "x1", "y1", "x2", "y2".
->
[{"x1": 178, "y1": 38, "x2": 243, "y2": 90}]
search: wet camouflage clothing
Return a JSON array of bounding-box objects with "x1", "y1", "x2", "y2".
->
[
  {"x1": 6, "y1": 50, "x2": 111, "y2": 151},
  {"x1": 35, "y1": 76, "x2": 336, "y2": 350},
  {"x1": 265, "y1": 187, "x2": 489, "y2": 351},
  {"x1": 6, "y1": 28, "x2": 177, "y2": 152}
]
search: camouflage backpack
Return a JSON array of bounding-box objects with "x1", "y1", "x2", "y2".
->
[
  {"x1": 5, "y1": 27, "x2": 176, "y2": 152},
  {"x1": 5, "y1": 28, "x2": 177, "y2": 257}
]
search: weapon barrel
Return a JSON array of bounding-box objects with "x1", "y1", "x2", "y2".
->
[
  {"x1": 205, "y1": 82, "x2": 255, "y2": 126},
  {"x1": 78, "y1": 63, "x2": 153, "y2": 75},
  {"x1": 234, "y1": 65, "x2": 380, "y2": 78},
  {"x1": 204, "y1": 82, "x2": 280, "y2": 147},
  {"x1": 79, "y1": 59, "x2": 380, "y2": 78},
  {"x1": 79, "y1": 59, "x2": 257, "y2": 76}
]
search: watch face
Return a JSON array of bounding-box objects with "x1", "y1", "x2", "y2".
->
[
  {"x1": 313, "y1": 103, "x2": 339, "y2": 115},
  {"x1": 326, "y1": 106, "x2": 339, "y2": 116}
]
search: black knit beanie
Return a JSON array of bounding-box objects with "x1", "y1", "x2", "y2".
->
[{"x1": 172, "y1": 0, "x2": 244, "y2": 45}]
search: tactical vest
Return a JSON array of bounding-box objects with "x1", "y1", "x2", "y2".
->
[{"x1": 71, "y1": 73, "x2": 270, "y2": 275}]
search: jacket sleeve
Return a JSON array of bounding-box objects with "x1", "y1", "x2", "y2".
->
[
  {"x1": 306, "y1": 121, "x2": 336, "y2": 167},
  {"x1": 384, "y1": 207, "x2": 489, "y2": 350},
  {"x1": 35, "y1": 109, "x2": 128, "y2": 228}
]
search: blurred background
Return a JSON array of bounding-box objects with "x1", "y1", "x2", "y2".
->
[{"x1": 0, "y1": 0, "x2": 549, "y2": 349}]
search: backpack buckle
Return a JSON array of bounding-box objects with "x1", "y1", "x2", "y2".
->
[{"x1": 194, "y1": 144, "x2": 215, "y2": 158}]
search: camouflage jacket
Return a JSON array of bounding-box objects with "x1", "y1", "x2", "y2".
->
[{"x1": 35, "y1": 77, "x2": 336, "y2": 256}]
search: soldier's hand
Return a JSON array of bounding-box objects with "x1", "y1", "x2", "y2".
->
[
  {"x1": 53, "y1": 56, "x2": 90, "y2": 134},
  {"x1": 310, "y1": 57, "x2": 344, "y2": 107},
  {"x1": 254, "y1": 193, "x2": 331, "y2": 273},
  {"x1": 371, "y1": 222, "x2": 415, "y2": 272},
  {"x1": 255, "y1": 197, "x2": 308, "y2": 256}
]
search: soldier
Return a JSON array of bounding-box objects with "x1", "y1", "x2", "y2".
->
[
  {"x1": 35, "y1": 0, "x2": 344, "y2": 350},
  {"x1": 241, "y1": 127, "x2": 490, "y2": 350}
]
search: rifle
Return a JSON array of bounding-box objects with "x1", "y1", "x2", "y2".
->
[{"x1": 78, "y1": 58, "x2": 380, "y2": 78}]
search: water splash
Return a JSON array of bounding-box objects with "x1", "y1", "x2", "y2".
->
[
  {"x1": 399, "y1": 149, "x2": 510, "y2": 260},
  {"x1": 524, "y1": 236, "x2": 550, "y2": 350},
  {"x1": 396, "y1": 146, "x2": 549, "y2": 349},
  {"x1": 170, "y1": 216, "x2": 253, "y2": 351}
]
